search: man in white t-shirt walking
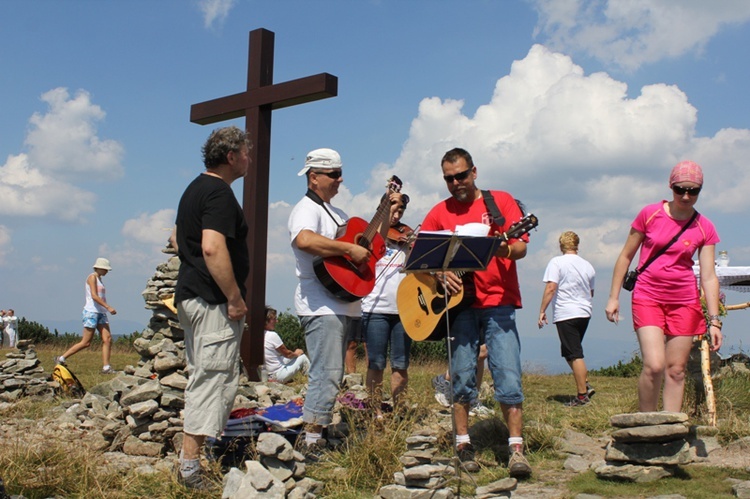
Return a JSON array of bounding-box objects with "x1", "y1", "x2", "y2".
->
[
  {"x1": 538, "y1": 231, "x2": 596, "y2": 406},
  {"x1": 264, "y1": 306, "x2": 309, "y2": 382}
]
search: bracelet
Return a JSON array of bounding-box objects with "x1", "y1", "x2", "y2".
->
[
  {"x1": 710, "y1": 320, "x2": 723, "y2": 330},
  {"x1": 506, "y1": 245, "x2": 513, "y2": 259},
  {"x1": 708, "y1": 314, "x2": 721, "y2": 321}
]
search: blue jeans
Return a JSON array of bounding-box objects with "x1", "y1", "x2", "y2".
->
[
  {"x1": 300, "y1": 314, "x2": 350, "y2": 425},
  {"x1": 478, "y1": 305, "x2": 524, "y2": 405},
  {"x1": 362, "y1": 313, "x2": 412, "y2": 370},
  {"x1": 446, "y1": 307, "x2": 481, "y2": 404}
]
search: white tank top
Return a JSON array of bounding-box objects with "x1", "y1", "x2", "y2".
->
[{"x1": 84, "y1": 273, "x2": 107, "y2": 314}]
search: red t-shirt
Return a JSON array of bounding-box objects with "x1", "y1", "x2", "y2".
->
[{"x1": 421, "y1": 190, "x2": 528, "y2": 308}]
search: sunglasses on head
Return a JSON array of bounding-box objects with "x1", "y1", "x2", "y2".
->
[
  {"x1": 443, "y1": 168, "x2": 472, "y2": 183},
  {"x1": 672, "y1": 185, "x2": 702, "y2": 196},
  {"x1": 313, "y1": 169, "x2": 342, "y2": 180}
]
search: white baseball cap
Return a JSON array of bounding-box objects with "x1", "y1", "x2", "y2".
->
[{"x1": 297, "y1": 148, "x2": 343, "y2": 176}]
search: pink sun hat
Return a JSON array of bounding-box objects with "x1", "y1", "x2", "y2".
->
[{"x1": 669, "y1": 160, "x2": 703, "y2": 186}]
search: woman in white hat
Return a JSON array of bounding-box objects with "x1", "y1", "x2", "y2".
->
[{"x1": 55, "y1": 257, "x2": 118, "y2": 374}]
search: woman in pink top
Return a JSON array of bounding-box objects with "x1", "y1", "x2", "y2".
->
[{"x1": 605, "y1": 161, "x2": 722, "y2": 412}]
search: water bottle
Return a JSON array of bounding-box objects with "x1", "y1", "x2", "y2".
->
[{"x1": 717, "y1": 250, "x2": 730, "y2": 267}]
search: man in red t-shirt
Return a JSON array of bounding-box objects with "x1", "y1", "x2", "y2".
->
[{"x1": 421, "y1": 147, "x2": 532, "y2": 478}]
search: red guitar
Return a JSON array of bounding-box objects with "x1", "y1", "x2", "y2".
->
[{"x1": 313, "y1": 177, "x2": 403, "y2": 302}]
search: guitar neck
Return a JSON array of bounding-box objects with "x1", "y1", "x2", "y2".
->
[{"x1": 358, "y1": 193, "x2": 392, "y2": 247}]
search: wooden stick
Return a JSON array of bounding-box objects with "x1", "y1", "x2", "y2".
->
[
  {"x1": 700, "y1": 336, "x2": 717, "y2": 427},
  {"x1": 726, "y1": 301, "x2": 750, "y2": 311}
]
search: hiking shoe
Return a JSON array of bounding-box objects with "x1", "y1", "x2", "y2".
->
[
  {"x1": 178, "y1": 469, "x2": 213, "y2": 490},
  {"x1": 565, "y1": 395, "x2": 591, "y2": 407},
  {"x1": 456, "y1": 443, "x2": 480, "y2": 472},
  {"x1": 301, "y1": 439, "x2": 327, "y2": 463},
  {"x1": 469, "y1": 400, "x2": 495, "y2": 417},
  {"x1": 432, "y1": 374, "x2": 451, "y2": 407},
  {"x1": 508, "y1": 445, "x2": 532, "y2": 478},
  {"x1": 586, "y1": 382, "x2": 596, "y2": 399},
  {"x1": 101, "y1": 366, "x2": 115, "y2": 374},
  {"x1": 54, "y1": 356, "x2": 66, "y2": 366}
]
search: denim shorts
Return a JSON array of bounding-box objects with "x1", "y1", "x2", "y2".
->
[
  {"x1": 82, "y1": 310, "x2": 108, "y2": 329},
  {"x1": 362, "y1": 313, "x2": 412, "y2": 371},
  {"x1": 346, "y1": 317, "x2": 365, "y2": 343}
]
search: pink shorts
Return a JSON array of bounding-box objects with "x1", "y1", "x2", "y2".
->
[{"x1": 631, "y1": 299, "x2": 706, "y2": 337}]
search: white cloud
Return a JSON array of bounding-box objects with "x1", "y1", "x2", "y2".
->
[
  {"x1": 530, "y1": 0, "x2": 750, "y2": 70},
  {"x1": 0, "y1": 225, "x2": 12, "y2": 265},
  {"x1": 0, "y1": 153, "x2": 97, "y2": 221},
  {"x1": 122, "y1": 209, "x2": 176, "y2": 246},
  {"x1": 199, "y1": 0, "x2": 236, "y2": 29},
  {"x1": 25, "y1": 88, "x2": 124, "y2": 180},
  {"x1": 325, "y1": 44, "x2": 750, "y2": 273}
]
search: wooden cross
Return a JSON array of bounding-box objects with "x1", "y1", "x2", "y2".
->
[{"x1": 190, "y1": 28, "x2": 338, "y2": 379}]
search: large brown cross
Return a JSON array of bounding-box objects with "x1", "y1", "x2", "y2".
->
[{"x1": 190, "y1": 28, "x2": 338, "y2": 379}]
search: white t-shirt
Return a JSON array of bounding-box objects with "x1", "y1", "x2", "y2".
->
[
  {"x1": 264, "y1": 330, "x2": 287, "y2": 375},
  {"x1": 83, "y1": 274, "x2": 108, "y2": 314},
  {"x1": 361, "y1": 240, "x2": 407, "y2": 314},
  {"x1": 288, "y1": 195, "x2": 361, "y2": 317},
  {"x1": 542, "y1": 253, "x2": 595, "y2": 323},
  {"x1": 3, "y1": 315, "x2": 18, "y2": 332}
]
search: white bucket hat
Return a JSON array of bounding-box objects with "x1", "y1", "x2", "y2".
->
[
  {"x1": 297, "y1": 148, "x2": 342, "y2": 176},
  {"x1": 93, "y1": 257, "x2": 112, "y2": 271}
]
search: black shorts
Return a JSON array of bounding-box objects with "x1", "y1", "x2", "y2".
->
[
  {"x1": 346, "y1": 318, "x2": 365, "y2": 343},
  {"x1": 555, "y1": 317, "x2": 590, "y2": 361}
]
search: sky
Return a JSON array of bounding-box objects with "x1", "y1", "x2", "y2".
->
[{"x1": 2, "y1": 0, "x2": 750, "y2": 372}]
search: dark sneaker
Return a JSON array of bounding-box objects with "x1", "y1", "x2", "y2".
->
[
  {"x1": 301, "y1": 438, "x2": 327, "y2": 463},
  {"x1": 54, "y1": 356, "x2": 66, "y2": 366},
  {"x1": 456, "y1": 443, "x2": 480, "y2": 472},
  {"x1": 508, "y1": 445, "x2": 532, "y2": 478},
  {"x1": 101, "y1": 366, "x2": 116, "y2": 374},
  {"x1": 586, "y1": 382, "x2": 596, "y2": 399},
  {"x1": 178, "y1": 469, "x2": 213, "y2": 490},
  {"x1": 565, "y1": 395, "x2": 591, "y2": 407}
]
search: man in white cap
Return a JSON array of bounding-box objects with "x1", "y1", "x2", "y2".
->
[
  {"x1": 288, "y1": 148, "x2": 402, "y2": 458},
  {"x1": 170, "y1": 126, "x2": 250, "y2": 489},
  {"x1": 54, "y1": 257, "x2": 117, "y2": 374}
]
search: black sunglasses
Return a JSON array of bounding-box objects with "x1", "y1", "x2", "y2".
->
[
  {"x1": 672, "y1": 185, "x2": 701, "y2": 196},
  {"x1": 443, "y1": 168, "x2": 473, "y2": 183},
  {"x1": 313, "y1": 170, "x2": 343, "y2": 180}
]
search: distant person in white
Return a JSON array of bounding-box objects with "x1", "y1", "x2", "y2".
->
[
  {"x1": 264, "y1": 306, "x2": 310, "y2": 383},
  {"x1": 2, "y1": 310, "x2": 19, "y2": 348},
  {"x1": 538, "y1": 231, "x2": 596, "y2": 406}
]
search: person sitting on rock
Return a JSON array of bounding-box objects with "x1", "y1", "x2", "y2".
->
[{"x1": 264, "y1": 306, "x2": 310, "y2": 383}]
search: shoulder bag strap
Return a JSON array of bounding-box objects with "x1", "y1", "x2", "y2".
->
[
  {"x1": 636, "y1": 210, "x2": 699, "y2": 274},
  {"x1": 481, "y1": 190, "x2": 505, "y2": 227}
]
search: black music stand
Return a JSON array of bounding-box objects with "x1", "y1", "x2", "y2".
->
[{"x1": 402, "y1": 230, "x2": 502, "y2": 485}]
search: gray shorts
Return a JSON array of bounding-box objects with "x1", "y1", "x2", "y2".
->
[{"x1": 178, "y1": 297, "x2": 244, "y2": 438}]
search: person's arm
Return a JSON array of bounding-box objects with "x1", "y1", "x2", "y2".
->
[
  {"x1": 498, "y1": 240, "x2": 527, "y2": 260},
  {"x1": 202, "y1": 229, "x2": 247, "y2": 321},
  {"x1": 169, "y1": 225, "x2": 179, "y2": 253},
  {"x1": 538, "y1": 281, "x2": 557, "y2": 328},
  {"x1": 88, "y1": 273, "x2": 116, "y2": 315},
  {"x1": 605, "y1": 228, "x2": 644, "y2": 323},
  {"x1": 276, "y1": 344, "x2": 304, "y2": 359},
  {"x1": 294, "y1": 229, "x2": 371, "y2": 265},
  {"x1": 698, "y1": 244, "x2": 723, "y2": 351}
]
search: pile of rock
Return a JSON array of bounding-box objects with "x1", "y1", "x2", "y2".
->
[
  {"x1": 595, "y1": 411, "x2": 693, "y2": 483},
  {"x1": 0, "y1": 339, "x2": 55, "y2": 403},
  {"x1": 222, "y1": 432, "x2": 323, "y2": 498},
  {"x1": 376, "y1": 429, "x2": 517, "y2": 499}
]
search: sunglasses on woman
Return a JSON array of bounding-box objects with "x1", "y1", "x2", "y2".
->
[{"x1": 672, "y1": 185, "x2": 701, "y2": 196}]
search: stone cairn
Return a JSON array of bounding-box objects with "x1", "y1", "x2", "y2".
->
[
  {"x1": 595, "y1": 411, "x2": 694, "y2": 483},
  {"x1": 377, "y1": 428, "x2": 517, "y2": 499},
  {"x1": 0, "y1": 339, "x2": 56, "y2": 403}
]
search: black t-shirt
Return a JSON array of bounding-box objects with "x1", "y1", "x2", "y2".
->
[{"x1": 174, "y1": 174, "x2": 249, "y2": 304}]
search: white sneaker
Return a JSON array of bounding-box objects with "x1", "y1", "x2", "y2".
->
[{"x1": 434, "y1": 392, "x2": 450, "y2": 407}]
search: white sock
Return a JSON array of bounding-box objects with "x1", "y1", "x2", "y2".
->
[
  {"x1": 305, "y1": 432, "x2": 322, "y2": 445},
  {"x1": 509, "y1": 437, "x2": 523, "y2": 448},
  {"x1": 456, "y1": 434, "x2": 470, "y2": 447},
  {"x1": 59, "y1": 356, "x2": 66, "y2": 363},
  {"x1": 103, "y1": 364, "x2": 111, "y2": 370},
  {"x1": 179, "y1": 457, "x2": 200, "y2": 477}
]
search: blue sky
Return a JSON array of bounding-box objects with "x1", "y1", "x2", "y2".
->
[{"x1": 2, "y1": 0, "x2": 750, "y2": 372}]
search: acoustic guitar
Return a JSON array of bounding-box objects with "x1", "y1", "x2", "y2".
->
[
  {"x1": 397, "y1": 214, "x2": 539, "y2": 341},
  {"x1": 313, "y1": 177, "x2": 403, "y2": 302}
]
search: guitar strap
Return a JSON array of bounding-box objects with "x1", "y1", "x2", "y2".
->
[
  {"x1": 481, "y1": 190, "x2": 505, "y2": 227},
  {"x1": 305, "y1": 189, "x2": 346, "y2": 228}
]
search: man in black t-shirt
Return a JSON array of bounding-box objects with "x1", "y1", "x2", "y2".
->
[{"x1": 170, "y1": 126, "x2": 250, "y2": 490}]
